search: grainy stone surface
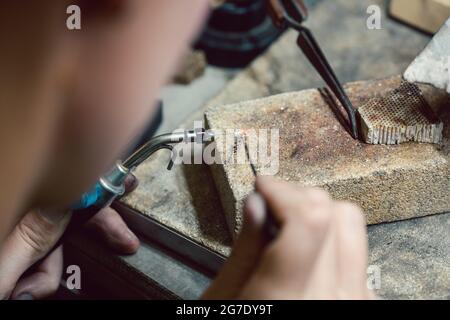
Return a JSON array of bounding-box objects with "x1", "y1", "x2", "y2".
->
[
  {"x1": 205, "y1": 77, "x2": 450, "y2": 235},
  {"x1": 368, "y1": 213, "x2": 450, "y2": 300}
]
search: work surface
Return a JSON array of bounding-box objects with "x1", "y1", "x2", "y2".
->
[{"x1": 66, "y1": 0, "x2": 449, "y2": 299}]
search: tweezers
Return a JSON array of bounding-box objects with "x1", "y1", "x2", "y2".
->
[{"x1": 267, "y1": 0, "x2": 359, "y2": 139}]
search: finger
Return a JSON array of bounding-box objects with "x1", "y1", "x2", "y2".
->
[
  {"x1": 202, "y1": 193, "x2": 267, "y2": 299},
  {"x1": 123, "y1": 173, "x2": 138, "y2": 194},
  {"x1": 255, "y1": 176, "x2": 332, "y2": 225},
  {"x1": 300, "y1": 210, "x2": 338, "y2": 299},
  {"x1": 11, "y1": 245, "x2": 63, "y2": 300},
  {"x1": 334, "y1": 201, "x2": 370, "y2": 299},
  {"x1": 238, "y1": 197, "x2": 333, "y2": 299},
  {"x1": 255, "y1": 177, "x2": 334, "y2": 273},
  {"x1": 85, "y1": 206, "x2": 139, "y2": 254},
  {"x1": 0, "y1": 210, "x2": 70, "y2": 299}
]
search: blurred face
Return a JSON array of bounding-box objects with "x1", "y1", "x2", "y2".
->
[{"x1": 0, "y1": 0, "x2": 209, "y2": 209}]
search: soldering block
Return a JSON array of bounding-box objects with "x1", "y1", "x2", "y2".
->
[{"x1": 205, "y1": 77, "x2": 450, "y2": 237}]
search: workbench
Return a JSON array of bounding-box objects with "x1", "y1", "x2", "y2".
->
[{"x1": 64, "y1": 0, "x2": 449, "y2": 300}]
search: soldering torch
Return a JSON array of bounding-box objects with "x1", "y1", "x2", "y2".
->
[
  {"x1": 72, "y1": 129, "x2": 211, "y2": 211},
  {"x1": 52, "y1": 128, "x2": 213, "y2": 241}
]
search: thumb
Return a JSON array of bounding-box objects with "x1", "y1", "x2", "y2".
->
[
  {"x1": 0, "y1": 209, "x2": 71, "y2": 299},
  {"x1": 202, "y1": 193, "x2": 267, "y2": 299},
  {"x1": 11, "y1": 245, "x2": 64, "y2": 300}
]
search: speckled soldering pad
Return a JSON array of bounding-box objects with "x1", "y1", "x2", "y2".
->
[
  {"x1": 358, "y1": 81, "x2": 443, "y2": 144},
  {"x1": 205, "y1": 76, "x2": 450, "y2": 237}
]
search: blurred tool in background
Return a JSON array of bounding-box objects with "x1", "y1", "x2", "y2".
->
[
  {"x1": 195, "y1": 0, "x2": 285, "y2": 67},
  {"x1": 390, "y1": 0, "x2": 450, "y2": 34}
]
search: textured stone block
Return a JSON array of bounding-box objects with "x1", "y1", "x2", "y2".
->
[{"x1": 205, "y1": 77, "x2": 450, "y2": 236}]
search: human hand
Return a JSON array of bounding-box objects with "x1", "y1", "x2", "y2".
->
[
  {"x1": 203, "y1": 176, "x2": 376, "y2": 300},
  {"x1": 0, "y1": 175, "x2": 140, "y2": 300}
]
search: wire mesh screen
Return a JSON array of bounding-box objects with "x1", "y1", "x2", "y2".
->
[{"x1": 358, "y1": 81, "x2": 443, "y2": 145}]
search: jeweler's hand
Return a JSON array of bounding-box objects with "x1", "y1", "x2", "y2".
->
[
  {"x1": 0, "y1": 175, "x2": 140, "y2": 300},
  {"x1": 84, "y1": 174, "x2": 140, "y2": 255},
  {"x1": 203, "y1": 176, "x2": 376, "y2": 300}
]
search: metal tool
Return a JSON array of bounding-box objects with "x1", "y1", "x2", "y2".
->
[
  {"x1": 241, "y1": 134, "x2": 280, "y2": 241},
  {"x1": 53, "y1": 128, "x2": 221, "y2": 275},
  {"x1": 73, "y1": 129, "x2": 211, "y2": 211},
  {"x1": 195, "y1": 0, "x2": 284, "y2": 68},
  {"x1": 266, "y1": 0, "x2": 359, "y2": 139}
]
